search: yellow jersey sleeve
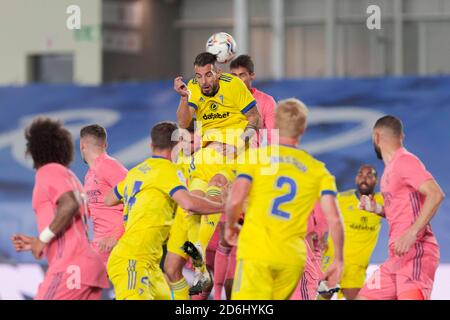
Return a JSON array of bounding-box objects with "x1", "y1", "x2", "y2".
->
[
  {"x1": 232, "y1": 77, "x2": 257, "y2": 114},
  {"x1": 318, "y1": 165, "x2": 337, "y2": 197},
  {"x1": 158, "y1": 163, "x2": 188, "y2": 198},
  {"x1": 187, "y1": 79, "x2": 200, "y2": 111},
  {"x1": 114, "y1": 179, "x2": 126, "y2": 201}
]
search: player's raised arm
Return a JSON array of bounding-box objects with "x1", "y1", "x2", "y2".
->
[
  {"x1": 172, "y1": 188, "x2": 223, "y2": 214},
  {"x1": 320, "y1": 193, "x2": 344, "y2": 288},
  {"x1": 174, "y1": 76, "x2": 195, "y2": 128},
  {"x1": 241, "y1": 106, "x2": 261, "y2": 146}
]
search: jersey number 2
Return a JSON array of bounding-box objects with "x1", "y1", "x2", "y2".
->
[{"x1": 270, "y1": 177, "x2": 297, "y2": 220}]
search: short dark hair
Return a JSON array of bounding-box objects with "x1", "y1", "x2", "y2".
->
[
  {"x1": 151, "y1": 121, "x2": 179, "y2": 150},
  {"x1": 230, "y1": 54, "x2": 254, "y2": 74},
  {"x1": 194, "y1": 52, "x2": 217, "y2": 67},
  {"x1": 359, "y1": 164, "x2": 378, "y2": 178},
  {"x1": 80, "y1": 124, "x2": 107, "y2": 142},
  {"x1": 374, "y1": 115, "x2": 404, "y2": 136},
  {"x1": 25, "y1": 117, "x2": 74, "y2": 169}
]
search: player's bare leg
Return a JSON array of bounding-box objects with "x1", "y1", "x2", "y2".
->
[
  {"x1": 164, "y1": 252, "x2": 189, "y2": 300},
  {"x1": 213, "y1": 221, "x2": 232, "y2": 300},
  {"x1": 342, "y1": 288, "x2": 360, "y2": 300}
]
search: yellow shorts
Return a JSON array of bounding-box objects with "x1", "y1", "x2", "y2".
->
[
  {"x1": 232, "y1": 258, "x2": 304, "y2": 300},
  {"x1": 107, "y1": 255, "x2": 172, "y2": 300},
  {"x1": 167, "y1": 206, "x2": 201, "y2": 259},
  {"x1": 340, "y1": 264, "x2": 367, "y2": 289},
  {"x1": 197, "y1": 213, "x2": 222, "y2": 256}
]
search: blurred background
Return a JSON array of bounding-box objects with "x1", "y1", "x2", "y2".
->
[{"x1": 0, "y1": 0, "x2": 449, "y2": 299}]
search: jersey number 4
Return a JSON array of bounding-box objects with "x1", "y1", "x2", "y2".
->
[
  {"x1": 270, "y1": 176, "x2": 297, "y2": 220},
  {"x1": 124, "y1": 181, "x2": 143, "y2": 212}
]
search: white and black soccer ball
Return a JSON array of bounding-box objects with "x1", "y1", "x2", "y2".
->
[{"x1": 205, "y1": 32, "x2": 237, "y2": 64}]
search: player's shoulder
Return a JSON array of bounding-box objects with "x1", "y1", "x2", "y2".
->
[
  {"x1": 187, "y1": 77, "x2": 198, "y2": 86},
  {"x1": 374, "y1": 192, "x2": 384, "y2": 202},
  {"x1": 298, "y1": 149, "x2": 328, "y2": 171},
  {"x1": 219, "y1": 73, "x2": 235, "y2": 83},
  {"x1": 36, "y1": 162, "x2": 68, "y2": 178},
  {"x1": 396, "y1": 148, "x2": 424, "y2": 166},
  {"x1": 102, "y1": 154, "x2": 126, "y2": 170},
  {"x1": 187, "y1": 78, "x2": 201, "y2": 95},
  {"x1": 338, "y1": 189, "x2": 357, "y2": 199},
  {"x1": 253, "y1": 88, "x2": 275, "y2": 101}
]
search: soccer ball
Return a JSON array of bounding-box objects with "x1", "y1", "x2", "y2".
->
[{"x1": 205, "y1": 32, "x2": 237, "y2": 64}]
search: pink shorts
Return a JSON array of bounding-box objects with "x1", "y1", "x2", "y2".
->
[
  {"x1": 290, "y1": 240, "x2": 323, "y2": 300},
  {"x1": 35, "y1": 272, "x2": 103, "y2": 300},
  {"x1": 91, "y1": 242, "x2": 111, "y2": 267},
  {"x1": 359, "y1": 241, "x2": 440, "y2": 300}
]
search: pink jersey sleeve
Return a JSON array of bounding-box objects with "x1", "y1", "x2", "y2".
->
[
  {"x1": 253, "y1": 89, "x2": 277, "y2": 145},
  {"x1": 97, "y1": 158, "x2": 128, "y2": 187},
  {"x1": 262, "y1": 95, "x2": 276, "y2": 130},
  {"x1": 398, "y1": 154, "x2": 434, "y2": 190}
]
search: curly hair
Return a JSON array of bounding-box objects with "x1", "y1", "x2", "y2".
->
[{"x1": 25, "y1": 117, "x2": 74, "y2": 169}]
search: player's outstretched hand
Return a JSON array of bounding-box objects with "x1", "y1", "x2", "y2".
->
[
  {"x1": 322, "y1": 260, "x2": 343, "y2": 289},
  {"x1": 394, "y1": 229, "x2": 417, "y2": 257},
  {"x1": 98, "y1": 236, "x2": 118, "y2": 253},
  {"x1": 31, "y1": 238, "x2": 47, "y2": 260},
  {"x1": 11, "y1": 234, "x2": 34, "y2": 252},
  {"x1": 174, "y1": 76, "x2": 190, "y2": 98}
]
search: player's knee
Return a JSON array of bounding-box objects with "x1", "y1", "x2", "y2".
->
[
  {"x1": 164, "y1": 257, "x2": 184, "y2": 281},
  {"x1": 209, "y1": 174, "x2": 227, "y2": 187}
]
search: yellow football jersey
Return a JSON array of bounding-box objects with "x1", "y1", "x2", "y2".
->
[
  {"x1": 323, "y1": 189, "x2": 383, "y2": 268},
  {"x1": 187, "y1": 73, "x2": 256, "y2": 144},
  {"x1": 112, "y1": 156, "x2": 187, "y2": 261},
  {"x1": 176, "y1": 151, "x2": 194, "y2": 186},
  {"x1": 236, "y1": 145, "x2": 337, "y2": 267}
]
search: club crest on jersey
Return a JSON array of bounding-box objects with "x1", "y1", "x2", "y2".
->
[{"x1": 209, "y1": 103, "x2": 218, "y2": 111}]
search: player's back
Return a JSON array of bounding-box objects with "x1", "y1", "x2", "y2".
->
[
  {"x1": 236, "y1": 145, "x2": 336, "y2": 267},
  {"x1": 33, "y1": 163, "x2": 109, "y2": 288},
  {"x1": 112, "y1": 156, "x2": 186, "y2": 261}
]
